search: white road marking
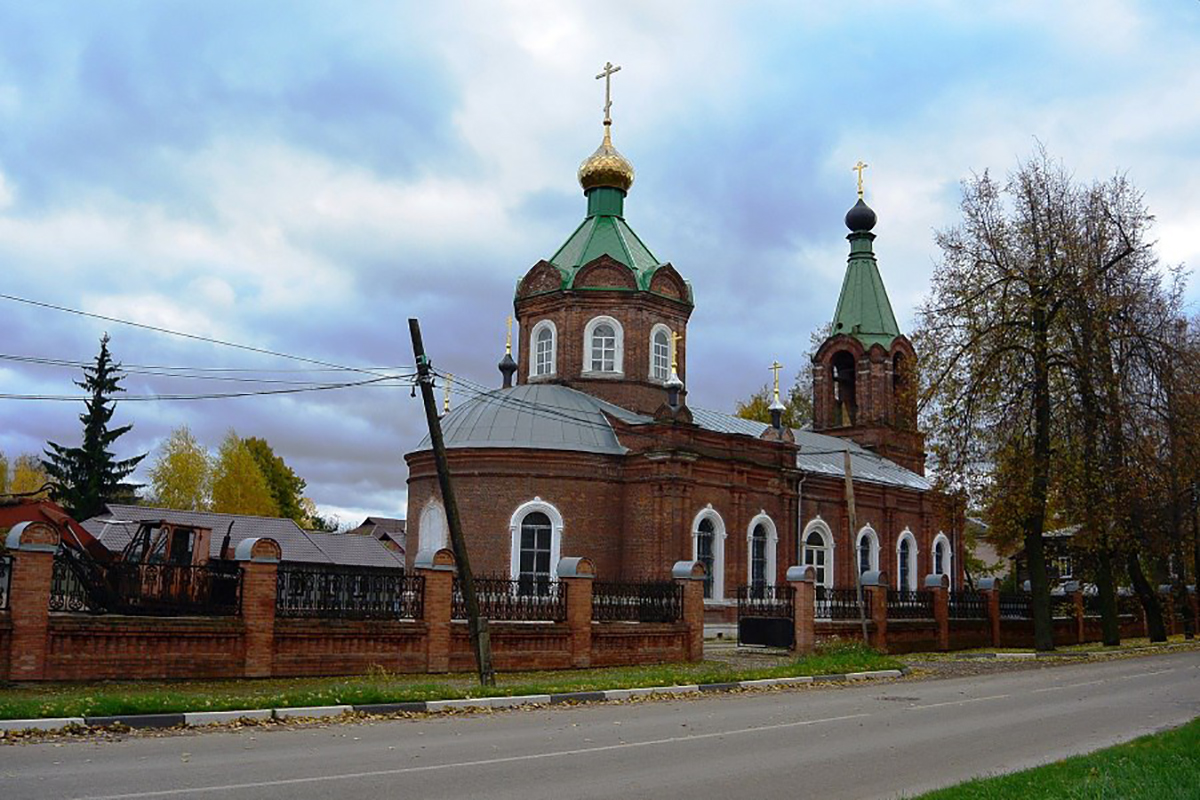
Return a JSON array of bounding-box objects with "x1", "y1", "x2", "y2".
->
[
  {"x1": 1032, "y1": 679, "x2": 1106, "y2": 694},
  {"x1": 908, "y1": 693, "x2": 1010, "y2": 710},
  {"x1": 73, "y1": 712, "x2": 871, "y2": 799}
]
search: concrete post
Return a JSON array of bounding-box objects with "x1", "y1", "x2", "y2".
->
[
  {"x1": 415, "y1": 548, "x2": 457, "y2": 673},
  {"x1": 786, "y1": 565, "x2": 816, "y2": 655},
  {"x1": 557, "y1": 557, "x2": 595, "y2": 669},
  {"x1": 5, "y1": 522, "x2": 60, "y2": 681},
  {"x1": 925, "y1": 574, "x2": 950, "y2": 651},
  {"x1": 979, "y1": 578, "x2": 1002, "y2": 648},
  {"x1": 673, "y1": 560, "x2": 707, "y2": 662},
  {"x1": 234, "y1": 537, "x2": 281, "y2": 678},
  {"x1": 860, "y1": 570, "x2": 888, "y2": 652}
]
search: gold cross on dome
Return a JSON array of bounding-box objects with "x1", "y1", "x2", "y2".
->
[
  {"x1": 769, "y1": 360, "x2": 783, "y2": 401},
  {"x1": 505, "y1": 315, "x2": 513, "y2": 356},
  {"x1": 442, "y1": 373, "x2": 452, "y2": 415},
  {"x1": 596, "y1": 61, "x2": 622, "y2": 124},
  {"x1": 852, "y1": 161, "x2": 869, "y2": 199},
  {"x1": 671, "y1": 331, "x2": 682, "y2": 372}
]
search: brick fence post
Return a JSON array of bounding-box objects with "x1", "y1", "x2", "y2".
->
[
  {"x1": 786, "y1": 565, "x2": 816, "y2": 655},
  {"x1": 5, "y1": 522, "x2": 60, "y2": 681},
  {"x1": 557, "y1": 557, "x2": 594, "y2": 668},
  {"x1": 1071, "y1": 585, "x2": 1085, "y2": 644},
  {"x1": 673, "y1": 560, "x2": 706, "y2": 662},
  {"x1": 979, "y1": 578, "x2": 1001, "y2": 648},
  {"x1": 234, "y1": 537, "x2": 281, "y2": 678},
  {"x1": 860, "y1": 570, "x2": 888, "y2": 653},
  {"x1": 925, "y1": 573, "x2": 949, "y2": 651},
  {"x1": 415, "y1": 548, "x2": 456, "y2": 673}
]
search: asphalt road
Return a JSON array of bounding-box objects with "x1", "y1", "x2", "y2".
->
[{"x1": 2, "y1": 651, "x2": 1198, "y2": 800}]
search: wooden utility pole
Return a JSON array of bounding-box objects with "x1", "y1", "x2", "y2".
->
[
  {"x1": 409, "y1": 318, "x2": 495, "y2": 686},
  {"x1": 844, "y1": 450, "x2": 869, "y2": 642}
]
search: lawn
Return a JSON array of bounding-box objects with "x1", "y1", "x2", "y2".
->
[
  {"x1": 0, "y1": 642, "x2": 898, "y2": 720},
  {"x1": 911, "y1": 717, "x2": 1200, "y2": 799}
]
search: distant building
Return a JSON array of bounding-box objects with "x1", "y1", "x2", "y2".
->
[{"x1": 344, "y1": 516, "x2": 406, "y2": 557}]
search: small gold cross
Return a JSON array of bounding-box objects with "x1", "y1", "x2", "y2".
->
[
  {"x1": 769, "y1": 360, "x2": 783, "y2": 401},
  {"x1": 670, "y1": 331, "x2": 682, "y2": 373},
  {"x1": 505, "y1": 315, "x2": 513, "y2": 356},
  {"x1": 596, "y1": 61, "x2": 622, "y2": 125},
  {"x1": 852, "y1": 161, "x2": 868, "y2": 199}
]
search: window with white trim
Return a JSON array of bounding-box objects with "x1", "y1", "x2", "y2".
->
[
  {"x1": 691, "y1": 507, "x2": 726, "y2": 601},
  {"x1": 529, "y1": 320, "x2": 556, "y2": 378},
  {"x1": 509, "y1": 499, "x2": 563, "y2": 595},
  {"x1": 697, "y1": 518, "x2": 715, "y2": 599},
  {"x1": 750, "y1": 524, "x2": 768, "y2": 591},
  {"x1": 650, "y1": 325, "x2": 671, "y2": 381},
  {"x1": 802, "y1": 519, "x2": 834, "y2": 588},
  {"x1": 857, "y1": 526, "x2": 879, "y2": 576},
  {"x1": 898, "y1": 534, "x2": 915, "y2": 590},
  {"x1": 583, "y1": 316, "x2": 624, "y2": 375},
  {"x1": 418, "y1": 500, "x2": 448, "y2": 553}
]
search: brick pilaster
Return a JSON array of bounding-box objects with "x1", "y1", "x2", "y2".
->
[
  {"x1": 926, "y1": 575, "x2": 949, "y2": 651},
  {"x1": 787, "y1": 566, "x2": 816, "y2": 655},
  {"x1": 866, "y1": 583, "x2": 888, "y2": 652},
  {"x1": 6, "y1": 522, "x2": 59, "y2": 681},
  {"x1": 235, "y1": 537, "x2": 282, "y2": 678},
  {"x1": 558, "y1": 556, "x2": 595, "y2": 669},
  {"x1": 674, "y1": 560, "x2": 706, "y2": 662},
  {"x1": 416, "y1": 548, "x2": 456, "y2": 673}
]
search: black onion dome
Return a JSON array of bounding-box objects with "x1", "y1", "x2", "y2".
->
[{"x1": 845, "y1": 198, "x2": 877, "y2": 232}]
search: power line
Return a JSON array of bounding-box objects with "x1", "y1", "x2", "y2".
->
[{"x1": 0, "y1": 375, "x2": 413, "y2": 402}]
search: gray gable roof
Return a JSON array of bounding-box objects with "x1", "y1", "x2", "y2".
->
[
  {"x1": 690, "y1": 407, "x2": 932, "y2": 492},
  {"x1": 418, "y1": 383, "x2": 650, "y2": 455},
  {"x1": 84, "y1": 505, "x2": 405, "y2": 569}
]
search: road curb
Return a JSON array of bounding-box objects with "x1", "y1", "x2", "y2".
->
[{"x1": 4, "y1": 668, "x2": 906, "y2": 734}]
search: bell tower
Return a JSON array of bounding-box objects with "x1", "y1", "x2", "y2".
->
[{"x1": 812, "y1": 170, "x2": 925, "y2": 474}]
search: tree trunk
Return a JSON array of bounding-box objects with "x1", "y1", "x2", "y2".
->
[
  {"x1": 1096, "y1": 545, "x2": 1120, "y2": 646},
  {"x1": 1127, "y1": 551, "x2": 1167, "y2": 642},
  {"x1": 1027, "y1": 302, "x2": 1055, "y2": 651}
]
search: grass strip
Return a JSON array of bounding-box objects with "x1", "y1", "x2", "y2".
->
[
  {"x1": 910, "y1": 717, "x2": 1200, "y2": 799},
  {"x1": 0, "y1": 642, "x2": 897, "y2": 721}
]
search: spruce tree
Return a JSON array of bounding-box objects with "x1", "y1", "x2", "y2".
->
[{"x1": 42, "y1": 334, "x2": 146, "y2": 519}]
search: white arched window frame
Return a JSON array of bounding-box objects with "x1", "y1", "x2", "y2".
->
[
  {"x1": 508, "y1": 498, "x2": 564, "y2": 584},
  {"x1": 801, "y1": 517, "x2": 834, "y2": 589},
  {"x1": 528, "y1": 319, "x2": 557, "y2": 379},
  {"x1": 896, "y1": 529, "x2": 918, "y2": 590},
  {"x1": 417, "y1": 498, "x2": 448, "y2": 555},
  {"x1": 932, "y1": 532, "x2": 952, "y2": 584},
  {"x1": 746, "y1": 512, "x2": 778, "y2": 590},
  {"x1": 691, "y1": 505, "x2": 727, "y2": 601},
  {"x1": 649, "y1": 323, "x2": 672, "y2": 382},
  {"x1": 856, "y1": 525, "x2": 880, "y2": 576},
  {"x1": 583, "y1": 315, "x2": 624, "y2": 376}
]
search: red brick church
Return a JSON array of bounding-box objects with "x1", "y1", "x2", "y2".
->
[{"x1": 405, "y1": 90, "x2": 961, "y2": 620}]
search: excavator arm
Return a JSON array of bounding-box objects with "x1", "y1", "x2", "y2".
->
[{"x1": 0, "y1": 498, "x2": 112, "y2": 562}]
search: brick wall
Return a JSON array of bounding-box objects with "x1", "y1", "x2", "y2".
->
[{"x1": 44, "y1": 616, "x2": 244, "y2": 681}]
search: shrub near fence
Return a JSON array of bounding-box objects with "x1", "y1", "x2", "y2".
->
[
  {"x1": 592, "y1": 581, "x2": 682, "y2": 623},
  {"x1": 276, "y1": 565, "x2": 423, "y2": 620},
  {"x1": 453, "y1": 575, "x2": 567, "y2": 622}
]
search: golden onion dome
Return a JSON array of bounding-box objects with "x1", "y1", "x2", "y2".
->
[{"x1": 577, "y1": 124, "x2": 635, "y2": 193}]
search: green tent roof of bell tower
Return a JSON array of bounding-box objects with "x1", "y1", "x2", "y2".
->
[{"x1": 830, "y1": 200, "x2": 902, "y2": 349}]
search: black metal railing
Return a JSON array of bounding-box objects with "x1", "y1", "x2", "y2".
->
[
  {"x1": 948, "y1": 590, "x2": 988, "y2": 619},
  {"x1": 453, "y1": 576, "x2": 567, "y2": 622},
  {"x1": 592, "y1": 581, "x2": 682, "y2": 623},
  {"x1": 1051, "y1": 595, "x2": 1077, "y2": 619},
  {"x1": 998, "y1": 592, "x2": 1032, "y2": 619},
  {"x1": 0, "y1": 554, "x2": 11, "y2": 611},
  {"x1": 815, "y1": 586, "x2": 862, "y2": 620},
  {"x1": 276, "y1": 565, "x2": 423, "y2": 620},
  {"x1": 736, "y1": 584, "x2": 795, "y2": 620},
  {"x1": 1117, "y1": 592, "x2": 1142, "y2": 618},
  {"x1": 888, "y1": 589, "x2": 934, "y2": 619},
  {"x1": 1083, "y1": 593, "x2": 1104, "y2": 616},
  {"x1": 50, "y1": 555, "x2": 241, "y2": 616}
]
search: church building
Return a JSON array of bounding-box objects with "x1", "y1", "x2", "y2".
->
[{"x1": 405, "y1": 72, "x2": 961, "y2": 621}]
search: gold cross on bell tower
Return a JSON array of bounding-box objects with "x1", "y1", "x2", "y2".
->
[
  {"x1": 596, "y1": 61, "x2": 622, "y2": 125},
  {"x1": 505, "y1": 315, "x2": 513, "y2": 356},
  {"x1": 670, "y1": 331, "x2": 682, "y2": 373},
  {"x1": 852, "y1": 160, "x2": 869, "y2": 199},
  {"x1": 769, "y1": 360, "x2": 783, "y2": 402}
]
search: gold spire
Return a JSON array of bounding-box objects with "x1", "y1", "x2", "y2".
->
[
  {"x1": 853, "y1": 160, "x2": 869, "y2": 199},
  {"x1": 770, "y1": 360, "x2": 783, "y2": 402},
  {"x1": 505, "y1": 315, "x2": 512, "y2": 356},
  {"x1": 442, "y1": 374, "x2": 452, "y2": 415},
  {"x1": 578, "y1": 61, "x2": 635, "y2": 193},
  {"x1": 671, "y1": 331, "x2": 682, "y2": 373}
]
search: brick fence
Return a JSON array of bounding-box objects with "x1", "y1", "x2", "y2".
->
[
  {"x1": 0, "y1": 524, "x2": 706, "y2": 682},
  {"x1": 781, "y1": 567, "x2": 1198, "y2": 655}
]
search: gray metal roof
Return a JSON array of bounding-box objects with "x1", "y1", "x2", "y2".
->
[
  {"x1": 690, "y1": 407, "x2": 933, "y2": 492},
  {"x1": 83, "y1": 505, "x2": 405, "y2": 568},
  {"x1": 418, "y1": 383, "x2": 650, "y2": 455}
]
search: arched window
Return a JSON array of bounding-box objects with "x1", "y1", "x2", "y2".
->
[
  {"x1": 418, "y1": 500, "x2": 447, "y2": 554},
  {"x1": 691, "y1": 506, "x2": 726, "y2": 600},
  {"x1": 897, "y1": 530, "x2": 917, "y2": 590},
  {"x1": 583, "y1": 316, "x2": 624, "y2": 375},
  {"x1": 529, "y1": 320, "x2": 557, "y2": 378},
  {"x1": 509, "y1": 498, "x2": 564, "y2": 594},
  {"x1": 650, "y1": 324, "x2": 672, "y2": 381},
  {"x1": 747, "y1": 512, "x2": 778, "y2": 593},
  {"x1": 831, "y1": 351, "x2": 858, "y2": 427},
  {"x1": 932, "y1": 533, "x2": 952, "y2": 583},
  {"x1": 802, "y1": 519, "x2": 833, "y2": 588},
  {"x1": 856, "y1": 526, "x2": 879, "y2": 576}
]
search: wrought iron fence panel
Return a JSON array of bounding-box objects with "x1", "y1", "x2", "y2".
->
[
  {"x1": 814, "y1": 586, "x2": 862, "y2": 620},
  {"x1": 735, "y1": 584, "x2": 795, "y2": 620},
  {"x1": 1117, "y1": 593, "x2": 1142, "y2": 618},
  {"x1": 998, "y1": 592, "x2": 1032, "y2": 619},
  {"x1": 107, "y1": 562, "x2": 242, "y2": 616},
  {"x1": 1083, "y1": 593, "x2": 1104, "y2": 616},
  {"x1": 276, "y1": 566, "x2": 423, "y2": 620},
  {"x1": 0, "y1": 554, "x2": 11, "y2": 611},
  {"x1": 453, "y1": 575, "x2": 567, "y2": 622},
  {"x1": 50, "y1": 555, "x2": 94, "y2": 612},
  {"x1": 887, "y1": 589, "x2": 934, "y2": 619},
  {"x1": 948, "y1": 590, "x2": 987, "y2": 619},
  {"x1": 592, "y1": 581, "x2": 682, "y2": 623}
]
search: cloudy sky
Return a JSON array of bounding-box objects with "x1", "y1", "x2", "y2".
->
[{"x1": 2, "y1": 1, "x2": 1198, "y2": 524}]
